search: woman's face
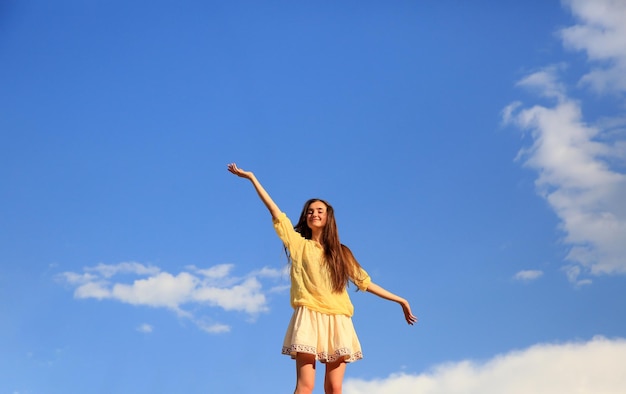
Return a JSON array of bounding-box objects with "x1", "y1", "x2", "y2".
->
[{"x1": 306, "y1": 200, "x2": 328, "y2": 230}]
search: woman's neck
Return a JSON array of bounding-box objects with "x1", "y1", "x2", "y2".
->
[{"x1": 311, "y1": 229, "x2": 323, "y2": 245}]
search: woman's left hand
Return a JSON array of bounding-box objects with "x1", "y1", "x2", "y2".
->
[{"x1": 400, "y1": 300, "x2": 418, "y2": 325}]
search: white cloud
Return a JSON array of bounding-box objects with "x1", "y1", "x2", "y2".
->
[
  {"x1": 563, "y1": 265, "x2": 593, "y2": 287},
  {"x1": 504, "y1": 0, "x2": 626, "y2": 283},
  {"x1": 111, "y1": 272, "x2": 197, "y2": 309},
  {"x1": 57, "y1": 262, "x2": 287, "y2": 333},
  {"x1": 58, "y1": 271, "x2": 99, "y2": 285},
  {"x1": 560, "y1": 0, "x2": 626, "y2": 93},
  {"x1": 75, "y1": 281, "x2": 111, "y2": 299},
  {"x1": 513, "y1": 270, "x2": 543, "y2": 281},
  {"x1": 252, "y1": 266, "x2": 288, "y2": 279},
  {"x1": 196, "y1": 320, "x2": 231, "y2": 334},
  {"x1": 516, "y1": 64, "x2": 568, "y2": 100},
  {"x1": 506, "y1": 79, "x2": 626, "y2": 281},
  {"x1": 269, "y1": 284, "x2": 291, "y2": 293},
  {"x1": 344, "y1": 336, "x2": 626, "y2": 394},
  {"x1": 136, "y1": 323, "x2": 153, "y2": 333},
  {"x1": 192, "y1": 277, "x2": 268, "y2": 314},
  {"x1": 86, "y1": 261, "x2": 160, "y2": 278},
  {"x1": 195, "y1": 263, "x2": 234, "y2": 279}
]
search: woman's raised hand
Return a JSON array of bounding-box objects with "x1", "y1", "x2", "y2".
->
[
  {"x1": 227, "y1": 162, "x2": 281, "y2": 218},
  {"x1": 227, "y1": 163, "x2": 253, "y2": 180}
]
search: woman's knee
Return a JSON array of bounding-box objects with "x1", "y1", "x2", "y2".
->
[
  {"x1": 295, "y1": 380, "x2": 315, "y2": 394},
  {"x1": 324, "y1": 380, "x2": 342, "y2": 394},
  {"x1": 295, "y1": 374, "x2": 315, "y2": 394}
]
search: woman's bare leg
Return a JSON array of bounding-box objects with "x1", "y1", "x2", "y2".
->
[
  {"x1": 323, "y1": 360, "x2": 347, "y2": 394},
  {"x1": 294, "y1": 353, "x2": 316, "y2": 394}
]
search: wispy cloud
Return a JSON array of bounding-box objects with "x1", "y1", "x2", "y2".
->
[
  {"x1": 136, "y1": 323, "x2": 153, "y2": 333},
  {"x1": 513, "y1": 270, "x2": 544, "y2": 282},
  {"x1": 345, "y1": 336, "x2": 626, "y2": 394},
  {"x1": 560, "y1": 0, "x2": 626, "y2": 93},
  {"x1": 503, "y1": 0, "x2": 626, "y2": 284},
  {"x1": 57, "y1": 262, "x2": 288, "y2": 333}
]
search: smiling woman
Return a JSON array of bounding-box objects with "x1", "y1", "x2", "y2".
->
[{"x1": 227, "y1": 163, "x2": 417, "y2": 394}]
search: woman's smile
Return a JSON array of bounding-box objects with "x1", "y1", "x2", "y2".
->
[{"x1": 306, "y1": 201, "x2": 328, "y2": 228}]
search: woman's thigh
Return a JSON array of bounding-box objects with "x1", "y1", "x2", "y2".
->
[{"x1": 295, "y1": 353, "x2": 317, "y2": 393}]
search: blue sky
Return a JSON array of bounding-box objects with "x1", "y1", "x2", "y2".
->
[{"x1": 1, "y1": 0, "x2": 625, "y2": 393}]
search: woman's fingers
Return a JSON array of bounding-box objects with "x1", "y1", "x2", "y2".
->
[
  {"x1": 227, "y1": 163, "x2": 243, "y2": 175},
  {"x1": 402, "y1": 303, "x2": 418, "y2": 325},
  {"x1": 227, "y1": 163, "x2": 252, "y2": 180}
]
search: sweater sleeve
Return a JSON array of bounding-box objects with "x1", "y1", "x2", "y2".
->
[
  {"x1": 352, "y1": 266, "x2": 372, "y2": 291},
  {"x1": 272, "y1": 212, "x2": 304, "y2": 251}
]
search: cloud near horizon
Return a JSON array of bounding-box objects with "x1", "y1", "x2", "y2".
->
[
  {"x1": 344, "y1": 336, "x2": 626, "y2": 394},
  {"x1": 503, "y1": 0, "x2": 626, "y2": 284},
  {"x1": 57, "y1": 262, "x2": 287, "y2": 333}
]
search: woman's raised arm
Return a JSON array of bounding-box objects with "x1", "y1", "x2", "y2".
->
[{"x1": 227, "y1": 163, "x2": 281, "y2": 219}]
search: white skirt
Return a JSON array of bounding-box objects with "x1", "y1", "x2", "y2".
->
[{"x1": 281, "y1": 306, "x2": 363, "y2": 363}]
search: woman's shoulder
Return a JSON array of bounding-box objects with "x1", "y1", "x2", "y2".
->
[
  {"x1": 272, "y1": 211, "x2": 289, "y2": 222},
  {"x1": 273, "y1": 212, "x2": 307, "y2": 245}
]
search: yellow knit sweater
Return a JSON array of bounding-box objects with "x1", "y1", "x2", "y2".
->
[{"x1": 273, "y1": 212, "x2": 371, "y2": 317}]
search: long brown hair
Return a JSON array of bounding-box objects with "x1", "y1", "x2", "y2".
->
[{"x1": 293, "y1": 198, "x2": 364, "y2": 293}]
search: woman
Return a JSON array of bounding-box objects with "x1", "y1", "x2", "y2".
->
[{"x1": 228, "y1": 163, "x2": 417, "y2": 394}]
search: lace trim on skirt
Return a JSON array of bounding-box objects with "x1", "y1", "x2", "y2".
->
[{"x1": 282, "y1": 344, "x2": 363, "y2": 363}]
